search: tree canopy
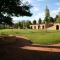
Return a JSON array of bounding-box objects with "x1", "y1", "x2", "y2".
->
[
  {"x1": 0, "y1": 0, "x2": 32, "y2": 25},
  {"x1": 56, "y1": 12, "x2": 60, "y2": 23},
  {"x1": 38, "y1": 18, "x2": 42, "y2": 24},
  {"x1": 33, "y1": 20, "x2": 36, "y2": 25}
]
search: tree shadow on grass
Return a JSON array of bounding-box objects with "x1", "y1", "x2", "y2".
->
[
  {"x1": 0, "y1": 36, "x2": 32, "y2": 46},
  {"x1": 0, "y1": 36, "x2": 60, "y2": 60}
]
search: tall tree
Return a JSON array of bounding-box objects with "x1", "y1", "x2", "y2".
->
[
  {"x1": 0, "y1": 0, "x2": 32, "y2": 25},
  {"x1": 50, "y1": 17, "x2": 55, "y2": 23},
  {"x1": 15, "y1": 20, "x2": 32, "y2": 29},
  {"x1": 54, "y1": 15, "x2": 59, "y2": 22},
  {"x1": 15, "y1": 21, "x2": 22, "y2": 29},
  {"x1": 38, "y1": 18, "x2": 42, "y2": 24},
  {"x1": 33, "y1": 20, "x2": 36, "y2": 25},
  {"x1": 21, "y1": 20, "x2": 26, "y2": 29},
  {"x1": 44, "y1": 16, "x2": 50, "y2": 23},
  {"x1": 56, "y1": 12, "x2": 60, "y2": 23},
  {"x1": 3, "y1": 16, "x2": 13, "y2": 26},
  {"x1": 25, "y1": 20, "x2": 32, "y2": 28}
]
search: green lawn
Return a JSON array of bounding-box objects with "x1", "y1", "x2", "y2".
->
[{"x1": 0, "y1": 29, "x2": 60, "y2": 45}]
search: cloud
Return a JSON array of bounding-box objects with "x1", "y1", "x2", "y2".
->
[
  {"x1": 12, "y1": 0, "x2": 60, "y2": 23},
  {"x1": 56, "y1": 2, "x2": 60, "y2": 6},
  {"x1": 31, "y1": 7, "x2": 40, "y2": 12},
  {"x1": 12, "y1": 11, "x2": 45, "y2": 23},
  {"x1": 51, "y1": 7, "x2": 60, "y2": 17},
  {"x1": 30, "y1": 12, "x2": 45, "y2": 21}
]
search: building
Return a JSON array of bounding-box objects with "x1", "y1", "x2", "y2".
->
[
  {"x1": 30, "y1": 24, "x2": 45, "y2": 30},
  {"x1": 30, "y1": 0, "x2": 60, "y2": 30},
  {"x1": 30, "y1": 23, "x2": 60, "y2": 30},
  {"x1": 30, "y1": 11, "x2": 60, "y2": 30}
]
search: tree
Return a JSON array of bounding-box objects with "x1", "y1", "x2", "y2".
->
[
  {"x1": 56, "y1": 17, "x2": 60, "y2": 23},
  {"x1": 44, "y1": 16, "x2": 50, "y2": 23},
  {"x1": 33, "y1": 20, "x2": 36, "y2": 24},
  {"x1": 15, "y1": 20, "x2": 32, "y2": 29},
  {"x1": 0, "y1": 0, "x2": 32, "y2": 25},
  {"x1": 21, "y1": 20, "x2": 26, "y2": 29},
  {"x1": 15, "y1": 21, "x2": 22, "y2": 29},
  {"x1": 3, "y1": 16, "x2": 13, "y2": 26},
  {"x1": 56, "y1": 12, "x2": 60, "y2": 23},
  {"x1": 50, "y1": 17, "x2": 55, "y2": 23},
  {"x1": 25, "y1": 20, "x2": 32, "y2": 28},
  {"x1": 54, "y1": 15, "x2": 59, "y2": 22},
  {"x1": 38, "y1": 18, "x2": 42, "y2": 24}
]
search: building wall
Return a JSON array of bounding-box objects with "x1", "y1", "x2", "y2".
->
[
  {"x1": 30, "y1": 23, "x2": 60, "y2": 30},
  {"x1": 30, "y1": 24, "x2": 45, "y2": 30},
  {"x1": 47, "y1": 23, "x2": 60, "y2": 30},
  {"x1": 30, "y1": 25, "x2": 39, "y2": 29}
]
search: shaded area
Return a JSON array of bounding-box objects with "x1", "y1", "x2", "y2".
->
[
  {"x1": 0, "y1": 46, "x2": 60, "y2": 60},
  {"x1": 56, "y1": 25, "x2": 59, "y2": 30},
  {"x1": 0, "y1": 36, "x2": 32, "y2": 46},
  {"x1": 0, "y1": 36, "x2": 60, "y2": 60}
]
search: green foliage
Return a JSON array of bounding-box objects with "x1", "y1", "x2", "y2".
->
[
  {"x1": 0, "y1": 0, "x2": 32, "y2": 16},
  {"x1": 33, "y1": 20, "x2": 36, "y2": 24},
  {"x1": 21, "y1": 20, "x2": 26, "y2": 29},
  {"x1": 15, "y1": 22, "x2": 22, "y2": 28},
  {"x1": 55, "y1": 15, "x2": 59, "y2": 22},
  {"x1": 56, "y1": 12, "x2": 60, "y2": 23},
  {"x1": 44, "y1": 16, "x2": 50, "y2": 23},
  {"x1": 15, "y1": 20, "x2": 32, "y2": 29},
  {"x1": 54, "y1": 12, "x2": 60, "y2": 23},
  {"x1": 50, "y1": 17, "x2": 55, "y2": 23},
  {"x1": 38, "y1": 18, "x2": 42, "y2": 24},
  {"x1": 44, "y1": 16, "x2": 55, "y2": 23},
  {"x1": 57, "y1": 17, "x2": 60, "y2": 23},
  {"x1": 0, "y1": 0, "x2": 32, "y2": 26},
  {"x1": 25, "y1": 20, "x2": 32, "y2": 28}
]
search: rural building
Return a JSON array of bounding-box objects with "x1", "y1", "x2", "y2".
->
[
  {"x1": 30, "y1": 1, "x2": 60, "y2": 30},
  {"x1": 30, "y1": 24, "x2": 45, "y2": 30},
  {"x1": 30, "y1": 23, "x2": 60, "y2": 30}
]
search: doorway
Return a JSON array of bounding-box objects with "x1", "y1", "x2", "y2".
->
[
  {"x1": 42, "y1": 25, "x2": 44, "y2": 29},
  {"x1": 34, "y1": 26, "x2": 36, "y2": 29},
  {"x1": 56, "y1": 25, "x2": 59, "y2": 30}
]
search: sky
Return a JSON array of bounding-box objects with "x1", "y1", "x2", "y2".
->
[{"x1": 12, "y1": 0, "x2": 60, "y2": 23}]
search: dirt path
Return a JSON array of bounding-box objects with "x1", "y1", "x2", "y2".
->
[
  {"x1": 0, "y1": 35, "x2": 60, "y2": 52},
  {"x1": 20, "y1": 43, "x2": 60, "y2": 52},
  {"x1": 48, "y1": 43, "x2": 60, "y2": 46}
]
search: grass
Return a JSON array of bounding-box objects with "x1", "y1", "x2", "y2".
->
[{"x1": 0, "y1": 29, "x2": 60, "y2": 45}]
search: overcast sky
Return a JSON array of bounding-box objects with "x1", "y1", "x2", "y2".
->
[{"x1": 12, "y1": 0, "x2": 60, "y2": 23}]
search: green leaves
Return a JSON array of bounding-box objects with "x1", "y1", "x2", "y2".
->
[
  {"x1": 0, "y1": 0, "x2": 32, "y2": 16},
  {"x1": 0, "y1": 0, "x2": 32, "y2": 26}
]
